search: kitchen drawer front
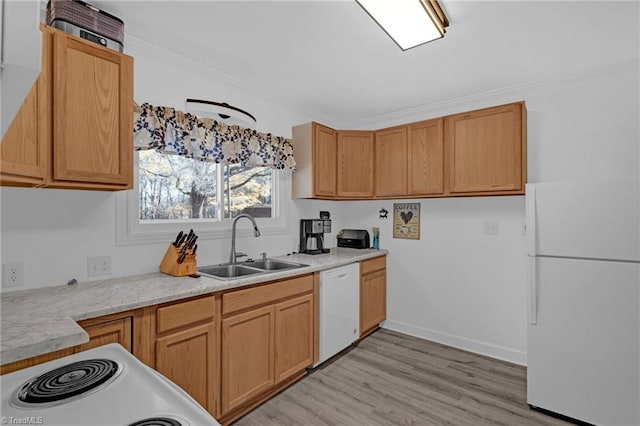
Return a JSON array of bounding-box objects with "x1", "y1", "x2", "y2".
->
[
  {"x1": 360, "y1": 256, "x2": 386, "y2": 275},
  {"x1": 222, "y1": 274, "x2": 313, "y2": 316},
  {"x1": 156, "y1": 295, "x2": 215, "y2": 335}
]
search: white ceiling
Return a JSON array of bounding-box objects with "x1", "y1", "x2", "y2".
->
[{"x1": 95, "y1": 1, "x2": 639, "y2": 127}]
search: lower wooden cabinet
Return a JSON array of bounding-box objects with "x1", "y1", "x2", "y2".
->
[
  {"x1": 153, "y1": 295, "x2": 217, "y2": 415},
  {"x1": 0, "y1": 347, "x2": 75, "y2": 375},
  {"x1": 274, "y1": 294, "x2": 313, "y2": 383},
  {"x1": 222, "y1": 305, "x2": 275, "y2": 413},
  {"x1": 220, "y1": 274, "x2": 314, "y2": 419},
  {"x1": 360, "y1": 256, "x2": 387, "y2": 337},
  {"x1": 0, "y1": 311, "x2": 135, "y2": 375},
  {"x1": 155, "y1": 323, "x2": 216, "y2": 413},
  {"x1": 77, "y1": 315, "x2": 132, "y2": 353}
]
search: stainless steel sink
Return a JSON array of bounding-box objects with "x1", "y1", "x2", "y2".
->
[
  {"x1": 198, "y1": 258, "x2": 308, "y2": 280},
  {"x1": 242, "y1": 259, "x2": 308, "y2": 271},
  {"x1": 198, "y1": 264, "x2": 264, "y2": 280}
]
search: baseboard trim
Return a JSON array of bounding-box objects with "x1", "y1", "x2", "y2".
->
[{"x1": 382, "y1": 320, "x2": 527, "y2": 366}]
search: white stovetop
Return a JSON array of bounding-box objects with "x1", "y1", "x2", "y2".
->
[{"x1": 0, "y1": 343, "x2": 219, "y2": 425}]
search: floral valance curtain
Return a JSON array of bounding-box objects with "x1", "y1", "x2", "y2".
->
[{"x1": 133, "y1": 103, "x2": 296, "y2": 171}]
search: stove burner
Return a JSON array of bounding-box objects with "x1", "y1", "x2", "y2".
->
[
  {"x1": 11, "y1": 358, "x2": 122, "y2": 408},
  {"x1": 128, "y1": 418, "x2": 183, "y2": 426}
]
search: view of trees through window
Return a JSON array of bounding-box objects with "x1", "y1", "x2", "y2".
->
[{"x1": 139, "y1": 150, "x2": 273, "y2": 221}]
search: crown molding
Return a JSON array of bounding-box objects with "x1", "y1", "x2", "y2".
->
[{"x1": 346, "y1": 58, "x2": 639, "y2": 129}]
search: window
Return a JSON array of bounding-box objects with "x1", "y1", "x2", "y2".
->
[
  {"x1": 138, "y1": 150, "x2": 273, "y2": 222},
  {"x1": 117, "y1": 151, "x2": 287, "y2": 246}
]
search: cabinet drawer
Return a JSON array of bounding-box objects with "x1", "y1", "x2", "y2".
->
[
  {"x1": 360, "y1": 256, "x2": 386, "y2": 275},
  {"x1": 222, "y1": 274, "x2": 313, "y2": 316},
  {"x1": 156, "y1": 295, "x2": 215, "y2": 335}
]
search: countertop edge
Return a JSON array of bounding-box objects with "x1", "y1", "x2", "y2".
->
[{"x1": 1, "y1": 249, "x2": 387, "y2": 365}]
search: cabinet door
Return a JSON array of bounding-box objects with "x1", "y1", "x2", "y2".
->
[
  {"x1": 445, "y1": 102, "x2": 524, "y2": 194},
  {"x1": 52, "y1": 31, "x2": 133, "y2": 187},
  {"x1": 274, "y1": 294, "x2": 313, "y2": 384},
  {"x1": 375, "y1": 126, "x2": 407, "y2": 197},
  {"x1": 313, "y1": 123, "x2": 337, "y2": 197},
  {"x1": 222, "y1": 305, "x2": 275, "y2": 414},
  {"x1": 77, "y1": 317, "x2": 132, "y2": 353},
  {"x1": 156, "y1": 323, "x2": 216, "y2": 413},
  {"x1": 0, "y1": 348, "x2": 75, "y2": 375},
  {"x1": 360, "y1": 270, "x2": 387, "y2": 336},
  {"x1": 0, "y1": 80, "x2": 47, "y2": 186},
  {"x1": 408, "y1": 118, "x2": 444, "y2": 195},
  {"x1": 337, "y1": 130, "x2": 374, "y2": 198}
]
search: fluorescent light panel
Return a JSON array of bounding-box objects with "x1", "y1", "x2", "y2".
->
[{"x1": 357, "y1": 0, "x2": 446, "y2": 50}]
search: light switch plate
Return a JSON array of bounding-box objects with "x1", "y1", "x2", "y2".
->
[
  {"x1": 87, "y1": 256, "x2": 112, "y2": 277},
  {"x1": 483, "y1": 221, "x2": 499, "y2": 235}
]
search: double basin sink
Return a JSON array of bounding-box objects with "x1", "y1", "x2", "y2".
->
[{"x1": 198, "y1": 258, "x2": 309, "y2": 280}]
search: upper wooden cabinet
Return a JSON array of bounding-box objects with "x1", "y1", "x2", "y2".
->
[
  {"x1": 375, "y1": 126, "x2": 407, "y2": 197},
  {"x1": 374, "y1": 119, "x2": 445, "y2": 198},
  {"x1": 0, "y1": 82, "x2": 47, "y2": 186},
  {"x1": 445, "y1": 102, "x2": 526, "y2": 195},
  {"x1": 291, "y1": 122, "x2": 337, "y2": 198},
  {"x1": 0, "y1": 25, "x2": 133, "y2": 190},
  {"x1": 337, "y1": 130, "x2": 374, "y2": 198},
  {"x1": 292, "y1": 101, "x2": 525, "y2": 200},
  {"x1": 408, "y1": 118, "x2": 445, "y2": 196}
]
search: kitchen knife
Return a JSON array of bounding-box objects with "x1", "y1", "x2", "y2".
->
[
  {"x1": 177, "y1": 232, "x2": 188, "y2": 247},
  {"x1": 192, "y1": 244, "x2": 198, "y2": 255},
  {"x1": 177, "y1": 251, "x2": 187, "y2": 264},
  {"x1": 186, "y1": 235, "x2": 198, "y2": 249},
  {"x1": 173, "y1": 231, "x2": 184, "y2": 247}
]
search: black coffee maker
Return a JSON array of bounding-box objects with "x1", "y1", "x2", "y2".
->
[{"x1": 299, "y1": 219, "x2": 330, "y2": 254}]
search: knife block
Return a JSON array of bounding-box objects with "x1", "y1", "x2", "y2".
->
[{"x1": 159, "y1": 244, "x2": 197, "y2": 277}]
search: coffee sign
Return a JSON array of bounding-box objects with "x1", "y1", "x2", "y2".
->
[{"x1": 393, "y1": 203, "x2": 420, "y2": 240}]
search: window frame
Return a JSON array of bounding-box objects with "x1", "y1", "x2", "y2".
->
[{"x1": 116, "y1": 152, "x2": 289, "y2": 246}]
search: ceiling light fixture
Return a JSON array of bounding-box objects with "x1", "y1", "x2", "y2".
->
[
  {"x1": 186, "y1": 98, "x2": 257, "y2": 129},
  {"x1": 356, "y1": 0, "x2": 449, "y2": 51}
]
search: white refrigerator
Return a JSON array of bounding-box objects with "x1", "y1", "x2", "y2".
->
[{"x1": 526, "y1": 178, "x2": 640, "y2": 426}]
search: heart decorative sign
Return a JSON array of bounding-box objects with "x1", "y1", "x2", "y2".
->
[{"x1": 393, "y1": 203, "x2": 420, "y2": 240}]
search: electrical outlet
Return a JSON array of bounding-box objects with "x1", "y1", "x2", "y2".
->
[
  {"x1": 483, "y1": 221, "x2": 499, "y2": 235},
  {"x1": 87, "y1": 256, "x2": 112, "y2": 277},
  {"x1": 3, "y1": 263, "x2": 24, "y2": 288}
]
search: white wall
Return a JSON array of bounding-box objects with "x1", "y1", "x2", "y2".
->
[
  {"x1": 340, "y1": 59, "x2": 640, "y2": 365},
  {"x1": 0, "y1": 35, "x2": 341, "y2": 291},
  {"x1": 342, "y1": 197, "x2": 528, "y2": 363}
]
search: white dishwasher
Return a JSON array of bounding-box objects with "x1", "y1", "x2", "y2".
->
[{"x1": 316, "y1": 262, "x2": 360, "y2": 367}]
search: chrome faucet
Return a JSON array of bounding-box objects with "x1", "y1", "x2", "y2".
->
[{"x1": 230, "y1": 213, "x2": 261, "y2": 264}]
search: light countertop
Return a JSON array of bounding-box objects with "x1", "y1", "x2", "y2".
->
[{"x1": 0, "y1": 248, "x2": 387, "y2": 365}]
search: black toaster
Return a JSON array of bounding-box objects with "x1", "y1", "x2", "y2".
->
[{"x1": 337, "y1": 229, "x2": 370, "y2": 249}]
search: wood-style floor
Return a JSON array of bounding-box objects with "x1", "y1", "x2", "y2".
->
[{"x1": 234, "y1": 329, "x2": 575, "y2": 426}]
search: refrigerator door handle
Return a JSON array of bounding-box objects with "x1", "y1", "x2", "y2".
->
[
  {"x1": 528, "y1": 255, "x2": 538, "y2": 325},
  {"x1": 525, "y1": 185, "x2": 537, "y2": 256}
]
